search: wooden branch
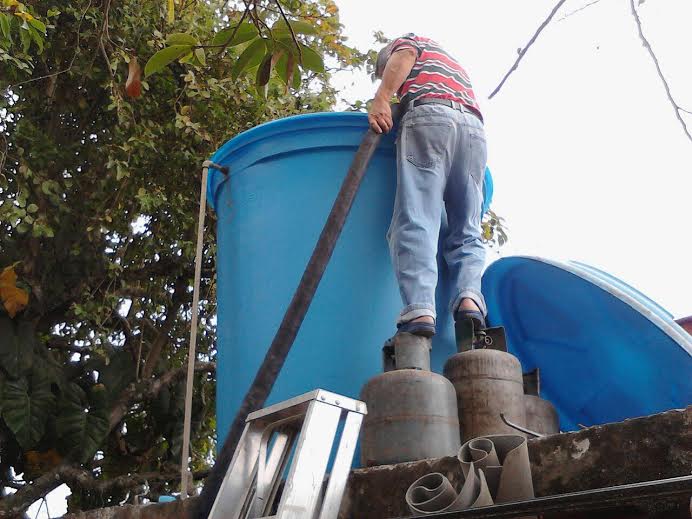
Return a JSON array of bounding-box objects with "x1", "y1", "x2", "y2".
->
[
  {"x1": 2, "y1": 0, "x2": 94, "y2": 94},
  {"x1": 215, "y1": 2, "x2": 252, "y2": 57},
  {"x1": 59, "y1": 466, "x2": 211, "y2": 494},
  {"x1": 141, "y1": 278, "x2": 187, "y2": 379},
  {"x1": 557, "y1": 0, "x2": 602, "y2": 22},
  {"x1": 629, "y1": 0, "x2": 692, "y2": 143},
  {"x1": 0, "y1": 464, "x2": 211, "y2": 516},
  {"x1": 274, "y1": 0, "x2": 303, "y2": 61},
  {"x1": 45, "y1": 338, "x2": 91, "y2": 355},
  {"x1": 0, "y1": 464, "x2": 66, "y2": 517},
  {"x1": 111, "y1": 312, "x2": 135, "y2": 347},
  {"x1": 488, "y1": 0, "x2": 570, "y2": 99},
  {"x1": 2, "y1": 361, "x2": 214, "y2": 516},
  {"x1": 109, "y1": 361, "x2": 216, "y2": 430}
]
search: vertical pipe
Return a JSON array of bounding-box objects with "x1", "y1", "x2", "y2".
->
[{"x1": 179, "y1": 163, "x2": 209, "y2": 499}]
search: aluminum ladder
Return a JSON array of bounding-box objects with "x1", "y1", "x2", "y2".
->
[{"x1": 208, "y1": 389, "x2": 367, "y2": 519}]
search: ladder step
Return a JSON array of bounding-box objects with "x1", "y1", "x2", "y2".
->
[{"x1": 208, "y1": 389, "x2": 367, "y2": 519}]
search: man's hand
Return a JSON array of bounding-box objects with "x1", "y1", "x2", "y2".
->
[
  {"x1": 368, "y1": 47, "x2": 416, "y2": 134},
  {"x1": 368, "y1": 96, "x2": 393, "y2": 134}
]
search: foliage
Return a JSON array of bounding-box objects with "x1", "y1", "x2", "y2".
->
[
  {"x1": 0, "y1": 0, "x2": 364, "y2": 514},
  {"x1": 0, "y1": 0, "x2": 48, "y2": 74},
  {"x1": 482, "y1": 209, "x2": 508, "y2": 248}
]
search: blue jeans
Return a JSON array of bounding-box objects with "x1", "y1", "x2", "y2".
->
[{"x1": 388, "y1": 103, "x2": 488, "y2": 324}]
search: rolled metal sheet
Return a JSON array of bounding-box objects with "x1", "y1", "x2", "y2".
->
[{"x1": 406, "y1": 435, "x2": 534, "y2": 515}]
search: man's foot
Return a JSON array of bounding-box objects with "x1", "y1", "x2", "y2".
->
[
  {"x1": 397, "y1": 316, "x2": 436, "y2": 337},
  {"x1": 454, "y1": 298, "x2": 485, "y2": 329}
]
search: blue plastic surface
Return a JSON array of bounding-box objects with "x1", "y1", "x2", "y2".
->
[
  {"x1": 482, "y1": 256, "x2": 692, "y2": 431},
  {"x1": 208, "y1": 111, "x2": 691, "y2": 444},
  {"x1": 208, "y1": 112, "x2": 491, "y2": 442}
]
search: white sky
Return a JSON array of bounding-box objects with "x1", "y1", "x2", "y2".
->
[
  {"x1": 30, "y1": 1, "x2": 692, "y2": 516},
  {"x1": 332, "y1": 0, "x2": 692, "y2": 318}
]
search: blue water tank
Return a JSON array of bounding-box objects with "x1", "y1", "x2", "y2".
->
[
  {"x1": 208, "y1": 112, "x2": 692, "y2": 443},
  {"x1": 208, "y1": 112, "x2": 466, "y2": 442}
]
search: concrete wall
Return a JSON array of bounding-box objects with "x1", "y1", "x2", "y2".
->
[{"x1": 64, "y1": 407, "x2": 691, "y2": 519}]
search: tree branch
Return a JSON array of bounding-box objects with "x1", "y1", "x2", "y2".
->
[
  {"x1": 274, "y1": 0, "x2": 303, "y2": 61},
  {"x1": 142, "y1": 278, "x2": 187, "y2": 379},
  {"x1": 59, "y1": 465, "x2": 210, "y2": 494},
  {"x1": 488, "y1": 0, "x2": 570, "y2": 99},
  {"x1": 45, "y1": 337, "x2": 91, "y2": 355},
  {"x1": 0, "y1": 465, "x2": 65, "y2": 517},
  {"x1": 109, "y1": 361, "x2": 216, "y2": 430},
  {"x1": 3, "y1": 0, "x2": 94, "y2": 94},
  {"x1": 1, "y1": 361, "x2": 215, "y2": 516},
  {"x1": 557, "y1": 0, "x2": 602, "y2": 22},
  {"x1": 0, "y1": 464, "x2": 211, "y2": 516},
  {"x1": 629, "y1": 0, "x2": 692, "y2": 143}
]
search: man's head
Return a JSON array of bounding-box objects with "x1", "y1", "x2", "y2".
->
[{"x1": 374, "y1": 42, "x2": 394, "y2": 80}]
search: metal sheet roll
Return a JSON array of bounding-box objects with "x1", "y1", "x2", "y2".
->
[{"x1": 444, "y1": 349, "x2": 526, "y2": 441}]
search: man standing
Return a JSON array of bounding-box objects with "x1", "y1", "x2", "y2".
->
[{"x1": 369, "y1": 34, "x2": 487, "y2": 337}]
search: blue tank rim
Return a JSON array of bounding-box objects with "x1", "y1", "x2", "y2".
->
[
  {"x1": 484, "y1": 255, "x2": 692, "y2": 356},
  {"x1": 206, "y1": 111, "x2": 372, "y2": 210}
]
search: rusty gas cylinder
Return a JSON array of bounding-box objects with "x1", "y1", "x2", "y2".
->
[
  {"x1": 524, "y1": 395, "x2": 559, "y2": 435},
  {"x1": 443, "y1": 349, "x2": 526, "y2": 441},
  {"x1": 359, "y1": 334, "x2": 461, "y2": 467}
]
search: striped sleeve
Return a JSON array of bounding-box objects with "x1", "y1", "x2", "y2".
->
[{"x1": 390, "y1": 34, "x2": 422, "y2": 58}]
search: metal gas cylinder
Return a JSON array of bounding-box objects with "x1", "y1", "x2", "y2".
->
[
  {"x1": 359, "y1": 334, "x2": 461, "y2": 467},
  {"x1": 523, "y1": 369, "x2": 560, "y2": 436},
  {"x1": 443, "y1": 349, "x2": 526, "y2": 441},
  {"x1": 524, "y1": 395, "x2": 559, "y2": 435}
]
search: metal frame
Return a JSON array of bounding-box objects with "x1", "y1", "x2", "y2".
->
[{"x1": 208, "y1": 389, "x2": 366, "y2": 519}]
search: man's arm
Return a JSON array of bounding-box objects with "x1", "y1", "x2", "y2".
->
[{"x1": 368, "y1": 48, "x2": 417, "y2": 134}]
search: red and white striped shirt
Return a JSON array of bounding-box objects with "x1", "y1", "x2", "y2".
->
[{"x1": 388, "y1": 34, "x2": 482, "y2": 120}]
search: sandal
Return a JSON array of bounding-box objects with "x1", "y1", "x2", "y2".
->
[
  {"x1": 454, "y1": 308, "x2": 486, "y2": 330},
  {"x1": 397, "y1": 320, "x2": 436, "y2": 338}
]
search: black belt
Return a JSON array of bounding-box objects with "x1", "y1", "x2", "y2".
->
[{"x1": 409, "y1": 98, "x2": 483, "y2": 123}]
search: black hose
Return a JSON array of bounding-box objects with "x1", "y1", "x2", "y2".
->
[{"x1": 196, "y1": 105, "x2": 402, "y2": 518}]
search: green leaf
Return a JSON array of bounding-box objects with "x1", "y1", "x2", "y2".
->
[
  {"x1": 231, "y1": 37, "x2": 266, "y2": 80},
  {"x1": 55, "y1": 383, "x2": 110, "y2": 463},
  {"x1": 274, "y1": 37, "x2": 298, "y2": 57},
  {"x1": 194, "y1": 47, "x2": 206, "y2": 66},
  {"x1": 29, "y1": 26, "x2": 43, "y2": 53},
  {"x1": 255, "y1": 52, "x2": 272, "y2": 98},
  {"x1": 98, "y1": 349, "x2": 135, "y2": 404},
  {"x1": 275, "y1": 52, "x2": 297, "y2": 88},
  {"x1": 26, "y1": 203, "x2": 38, "y2": 213},
  {"x1": 211, "y1": 22, "x2": 258, "y2": 48},
  {"x1": 292, "y1": 65, "x2": 301, "y2": 89},
  {"x1": 166, "y1": 33, "x2": 197, "y2": 46},
  {"x1": 0, "y1": 318, "x2": 35, "y2": 379},
  {"x1": 167, "y1": 0, "x2": 175, "y2": 23},
  {"x1": 144, "y1": 45, "x2": 193, "y2": 77},
  {"x1": 272, "y1": 19, "x2": 317, "y2": 37},
  {"x1": 2, "y1": 372, "x2": 55, "y2": 450},
  {"x1": 178, "y1": 51, "x2": 195, "y2": 64},
  {"x1": 19, "y1": 27, "x2": 31, "y2": 53},
  {"x1": 0, "y1": 13, "x2": 10, "y2": 40},
  {"x1": 28, "y1": 18, "x2": 46, "y2": 34},
  {"x1": 298, "y1": 43, "x2": 324, "y2": 73},
  {"x1": 0, "y1": 371, "x2": 5, "y2": 414}
]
